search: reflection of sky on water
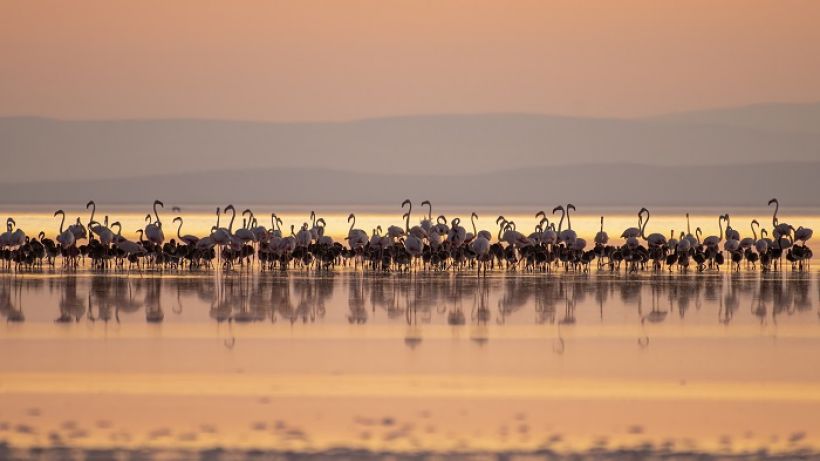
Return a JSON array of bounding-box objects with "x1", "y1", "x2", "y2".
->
[{"x1": 1, "y1": 271, "x2": 816, "y2": 328}]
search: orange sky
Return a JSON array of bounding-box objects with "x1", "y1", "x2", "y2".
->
[{"x1": 2, "y1": 0, "x2": 819, "y2": 121}]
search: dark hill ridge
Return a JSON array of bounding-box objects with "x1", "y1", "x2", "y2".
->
[
  {"x1": 1, "y1": 162, "x2": 817, "y2": 207},
  {"x1": 2, "y1": 102, "x2": 819, "y2": 184}
]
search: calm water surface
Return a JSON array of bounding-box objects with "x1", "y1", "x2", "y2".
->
[
  {"x1": 1, "y1": 269, "x2": 819, "y2": 460},
  {"x1": 2, "y1": 199, "x2": 820, "y2": 460}
]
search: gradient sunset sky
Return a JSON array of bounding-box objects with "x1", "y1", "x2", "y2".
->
[{"x1": 2, "y1": 0, "x2": 819, "y2": 121}]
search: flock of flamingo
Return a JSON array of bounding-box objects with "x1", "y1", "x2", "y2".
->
[{"x1": 0, "y1": 198, "x2": 813, "y2": 275}]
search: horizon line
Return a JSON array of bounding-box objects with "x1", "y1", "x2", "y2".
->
[{"x1": 1, "y1": 100, "x2": 818, "y2": 125}]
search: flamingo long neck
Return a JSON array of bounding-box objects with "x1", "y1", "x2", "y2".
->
[
  {"x1": 566, "y1": 207, "x2": 572, "y2": 231},
  {"x1": 556, "y1": 210, "x2": 565, "y2": 233},
  {"x1": 600, "y1": 217, "x2": 604, "y2": 234},
  {"x1": 471, "y1": 214, "x2": 477, "y2": 235},
  {"x1": 752, "y1": 221, "x2": 758, "y2": 240},
  {"x1": 58, "y1": 213, "x2": 65, "y2": 233},
  {"x1": 772, "y1": 201, "x2": 779, "y2": 226},
  {"x1": 215, "y1": 209, "x2": 221, "y2": 228},
  {"x1": 426, "y1": 203, "x2": 432, "y2": 221},
  {"x1": 177, "y1": 219, "x2": 184, "y2": 239},
  {"x1": 88, "y1": 203, "x2": 96, "y2": 228},
  {"x1": 153, "y1": 203, "x2": 161, "y2": 224},
  {"x1": 228, "y1": 208, "x2": 236, "y2": 232},
  {"x1": 405, "y1": 213, "x2": 410, "y2": 232},
  {"x1": 640, "y1": 211, "x2": 649, "y2": 239},
  {"x1": 686, "y1": 214, "x2": 691, "y2": 235},
  {"x1": 719, "y1": 216, "x2": 724, "y2": 241},
  {"x1": 349, "y1": 215, "x2": 355, "y2": 234}
]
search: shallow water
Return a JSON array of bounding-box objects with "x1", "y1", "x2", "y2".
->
[{"x1": 1, "y1": 269, "x2": 819, "y2": 459}]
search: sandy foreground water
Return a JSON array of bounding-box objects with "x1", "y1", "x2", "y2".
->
[{"x1": 1, "y1": 268, "x2": 819, "y2": 460}]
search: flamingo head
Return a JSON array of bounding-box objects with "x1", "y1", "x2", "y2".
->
[
  {"x1": 552, "y1": 205, "x2": 563, "y2": 214},
  {"x1": 86, "y1": 200, "x2": 95, "y2": 209},
  {"x1": 154, "y1": 199, "x2": 164, "y2": 208}
]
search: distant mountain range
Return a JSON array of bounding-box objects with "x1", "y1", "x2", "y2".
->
[
  {"x1": 1, "y1": 162, "x2": 817, "y2": 207},
  {"x1": 1, "y1": 102, "x2": 818, "y2": 205}
]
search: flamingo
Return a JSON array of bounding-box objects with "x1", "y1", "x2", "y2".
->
[
  {"x1": 346, "y1": 213, "x2": 368, "y2": 250},
  {"x1": 683, "y1": 213, "x2": 698, "y2": 248},
  {"x1": 447, "y1": 218, "x2": 467, "y2": 248},
  {"x1": 295, "y1": 223, "x2": 312, "y2": 248},
  {"x1": 558, "y1": 204, "x2": 577, "y2": 244},
  {"x1": 5, "y1": 219, "x2": 26, "y2": 248},
  {"x1": 621, "y1": 208, "x2": 646, "y2": 240},
  {"x1": 235, "y1": 211, "x2": 257, "y2": 244},
  {"x1": 172, "y1": 217, "x2": 199, "y2": 246},
  {"x1": 402, "y1": 213, "x2": 424, "y2": 268},
  {"x1": 724, "y1": 214, "x2": 740, "y2": 241},
  {"x1": 769, "y1": 198, "x2": 793, "y2": 240},
  {"x1": 269, "y1": 213, "x2": 283, "y2": 239},
  {"x1": 0, "y1": 219, "x2": 13, "y2": 248},
  {"x1": 54, "y1": 210, "x2": 76, "y2": 249},
  {"x1": 594, "y1": 216, "x2": 609, "y2": 245},
  {"x1": 739, "y1": 220, "x2": 758, "y2": 250},
  {"x1": 144, "y1": 200, "x2": 165, "y2": 246},
  {"x1": 420, "y1": 200, "x2": 433, "y2": 234},
  {"x1": 68, "y1": 217, "x2": 87, "y2": 241},
  {"x1": 89, "y1": 220, "x2": 115, "y2": 246},
  {"x1": 469, "y1": 231, "x2": 491, "y2": 276},
  {"x1": 498, "y1": 217, "x2": 529, "y2": 247},
  {"x1": 702, "y1": 215, "x2": 723, "y2": 248},
  {"x1": 641, "y1": 209, "x2": 667, "y2": 247},
  {"x1": 473, "y1": 213, "x2": 492, "y2": 241},
  {"x1": 388, "y1": 200, "x2": 410, "y2": 240},
  {"x1": 212, "y1": 205, "x2": 235, "y2": 244},
  {"x1": 795, "y1": 226, "x2": 813, "y2": 243}
]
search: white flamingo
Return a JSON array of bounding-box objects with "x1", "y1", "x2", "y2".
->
[
  {"x1": 346, "y1": 213, "x2": 368, "y2": 250},
  {"x1": 144, "y1": 200, "x2": 165, "y2": 246},
  {"x1": 594, "y1": 216, "x2": 609, "y2": 245},
  {"x1": 621, "y1": 208, "x2": 645, "y2": 240},
  {"x1": 54, "y1": 210, "x2": 76, "y2": 249}
]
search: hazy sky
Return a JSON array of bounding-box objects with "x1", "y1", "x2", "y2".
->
[{"x1": 2, "y1": 0, "x2": 819, "y2": 121}]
